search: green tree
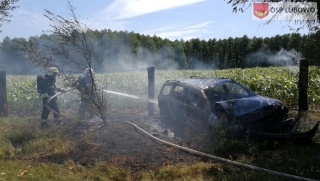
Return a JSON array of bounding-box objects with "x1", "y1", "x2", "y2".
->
[
  {"x1": 0, "y1": 36, "x2": 28, "y2": 73},
  {"x1": 288, "y1": 33, "x2": 302, "y2": 51},
  {"x1": 200, "y1": 39, "x2": 210, "y2": 64},
  {"x1": 248, "y1": 36, "x2": 263, "y2": 53},
  {"x1": 304, "y1": 31, "x2": 320, "y2": 65},
  {"x1": 207, "y1": 38, "x2": 218, "y2": 66},
  {"x1": 172, "y1": 39, "x2": 187, "y2": 69},
  {"x1": 184, "y1": 40, "x2": 192, "y2": 68},
  {"x1": 281, "y1": 34, "x2": 290, "y2": 50},
  {"x1": 269, "y1": 35, "x2": 282, "y2": 52},
  {"x1": 154, "y1": 38, "x2": 175, "y2": 69},
  {"x1": 238, "y1": 35, "x2": 250, "y2": 67},
  {"x1": 216, "y1": 39, "x2": 228, "y2": 69},
  {"x1": 0, "y1": 0, "x2": 19, "y2": 33},
  {"x1": 226, "y1": 37, "x2": 234, "y2": 67}
]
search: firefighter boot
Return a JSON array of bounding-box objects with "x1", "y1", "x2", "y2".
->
[{"x1": 41, "y1": 119, "x2": 50, "y2": 128}]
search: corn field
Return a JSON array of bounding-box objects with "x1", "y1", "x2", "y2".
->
[{"x1": 5, "y1": 66, "x2": 320, "y2": 116}]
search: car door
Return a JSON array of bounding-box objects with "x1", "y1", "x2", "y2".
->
[
  {"x1": 184, "y1": 87, "x2": 207, "y2": 123},
  {"x1": 168, "y1": 84, "x2": 186, "y2": 121},
  {"x1": 158, "y1": 82, "x2": 174, "y2": 118}
]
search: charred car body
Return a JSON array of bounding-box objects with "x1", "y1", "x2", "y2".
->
[{"x1": 158, "y1": 77, "x2": 319, "y2": 143}]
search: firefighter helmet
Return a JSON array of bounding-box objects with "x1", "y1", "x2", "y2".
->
[{"x1": 48, "y1": 67, "x2": 59, "y2": 77}]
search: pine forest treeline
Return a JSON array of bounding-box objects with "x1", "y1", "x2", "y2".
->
[{"x1": 0, "y1": 29, "x2": 319, "y2": 74}]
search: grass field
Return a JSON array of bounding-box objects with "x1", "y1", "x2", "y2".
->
[{"x1": 1, "y1": 66, "x2": 320, "y2": 180}]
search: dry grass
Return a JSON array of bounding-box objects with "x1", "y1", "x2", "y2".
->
[{"x1": 0, "y1": 110, "x2": 319, "y2": 181}]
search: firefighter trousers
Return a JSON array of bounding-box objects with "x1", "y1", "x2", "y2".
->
[{"x1": 41, "y1": 97, "x2": 60, "y2": 120}]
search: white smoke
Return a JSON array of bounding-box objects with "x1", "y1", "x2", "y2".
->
[
  {"x1": 188, "y1": 57, "x2": 217, "y2": 70},
  {"x1": 99, "y1": 44, "x2": 179, "y2": 72},
  {"x1": 246, "y1": 48, "x2": 303, "y2": 67}
]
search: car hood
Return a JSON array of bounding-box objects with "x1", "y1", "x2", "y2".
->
[
  {"x1": 215, "y1": 96, "x2": 289, "y2": 126},
  {"x1": 217, "y1": 96, "x2": 287, "y2": 115}
]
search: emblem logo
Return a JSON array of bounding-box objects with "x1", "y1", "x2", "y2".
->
[{"x1": 253, "y1": 3, "x2": 269, "y2": 19}]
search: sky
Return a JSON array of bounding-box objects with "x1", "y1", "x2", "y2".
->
[{"x1": 0, "y1": 0, "x2": 311, "y2": 41}]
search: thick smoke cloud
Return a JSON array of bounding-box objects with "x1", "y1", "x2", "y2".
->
[
  {"x1": 97, "y1": 44, "x2": 179, "y2": 73},
  {"x1": 0, "y1": 50, "x2": 44, "y2": 74}
]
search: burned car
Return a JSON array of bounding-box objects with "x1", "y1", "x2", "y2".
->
[{"x1": 158, "y1": 77, "x2": 319, "y2": 143}]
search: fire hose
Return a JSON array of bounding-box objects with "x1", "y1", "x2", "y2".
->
[
  {"x1": 43, "y1": 89, "x2": 75, "y2": 118},
  {"x1": 42, "y1": 90, "x2": 317, "y2": 180},
  {"x1": 125, "y1": 121, "x2": 318, "y2": 181}
]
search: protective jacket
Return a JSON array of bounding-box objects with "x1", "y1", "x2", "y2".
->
[
  {"x1": 78, "y1": 75, "x2": 94, "y2": 96},
  {"x1": 40, "y1": 74, "x2": 60, "y2": 121},
  {"x1": 41, "y1": 74, "x2": 57, "y2": 97}
]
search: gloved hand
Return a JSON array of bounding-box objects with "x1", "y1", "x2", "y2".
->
[
  {"x1": 41, "y1": 93, "x2": 48, "y2": 98},
  {"x1": 41, "y1": 93, "x2": 50, "y2": 104}
]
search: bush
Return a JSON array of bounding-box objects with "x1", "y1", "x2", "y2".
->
[{"x1": 0, "y1": 138, "x2": 16, "y2": 160}]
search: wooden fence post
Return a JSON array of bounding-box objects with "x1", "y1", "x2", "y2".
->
[
  {"x1": 147, "y1": 67, "x2": 155, "y2": 117},
  {"x1": 0, "y1": 71, "x2": 8, "y2": 117},
  {"x1": 298, "y1": 58, "x2": 308, "y2": 114}
]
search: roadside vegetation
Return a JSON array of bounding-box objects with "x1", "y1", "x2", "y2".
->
[
  {"x1": 1, "y1": 67, "x2": 320, "y2": 180},
  {"x1": 7, "y1": 66, "x2": 320, "y2": 115}
]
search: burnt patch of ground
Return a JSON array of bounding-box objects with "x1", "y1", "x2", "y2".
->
[
  {"x1": 34, "y1": 109, "x2": 320, "y2": 175},
  {"x1": 44, "y1": 117, "x2": 207, "y2": 172}
]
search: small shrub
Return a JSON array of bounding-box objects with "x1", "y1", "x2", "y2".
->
[
  {"x1": 5, "y1": 129, "x2": 36, "y2": 147},
  {"x1": 0, "y1": 138, "x2": 16, "y2": 160}
]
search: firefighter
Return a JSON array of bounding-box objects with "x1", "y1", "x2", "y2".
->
[
  {"x1": 40, "y1": 67, "x2": 66, "y2": 127},
  {"x1": 77, "y1": 68, "x2": 96, "y2": 119}
]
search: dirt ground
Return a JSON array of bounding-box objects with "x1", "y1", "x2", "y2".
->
[
  {"x1": 40, "y1": 112, "x2": 211, "y2": 172},
  {"x1": 33, "y1": 108, "x2": 320, "y2": 173}
]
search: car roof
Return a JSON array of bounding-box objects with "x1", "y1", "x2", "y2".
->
[{"x1": 169, "y1": 77, "x2": 233, "y2": 89}]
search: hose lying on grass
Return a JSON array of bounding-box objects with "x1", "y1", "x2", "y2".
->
[
  {"x1": 43, "y1": 90, "x2": 317, "y2": 181},
  {"x1": 125, "y1": 121, "x2": 318, "y2": 181}
]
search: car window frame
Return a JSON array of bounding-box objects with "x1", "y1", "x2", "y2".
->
[{"x1": 224, "y1": 81, "x2": 250, "y2": 96}]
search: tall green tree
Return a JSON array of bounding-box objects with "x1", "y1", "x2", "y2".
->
[
  {"x1": 0, "y1": 36, "x2": 28, "y2": 73},
  {"x1": 248, "y1": 36, "x2": 263, "y2": 53},
  {"x1": 207, "y1": 38, "x2": 218, "y2": 65},
  {"x1": 0, "y1": 0, "x2": 19, "y2": 33},
  {"x1": 172, "y1": 40, "x2": 187, "y2": 69},
  {"x1": 238, "y1": 35, "x2": 250, "y2": 67},
  {"x1": 288, "y1": 33, "x2": 302, "y2": 51},
  {"x1": 226, "y1": 37, "x2": 234, "y2": 67}
]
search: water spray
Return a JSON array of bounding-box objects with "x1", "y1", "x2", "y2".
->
[
  {"x1": 102, "y1": 89, "x2": 158, "y2": 104},
  {"x1": 45, "y1": 88, "x2": 158, "y2": 118}
]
